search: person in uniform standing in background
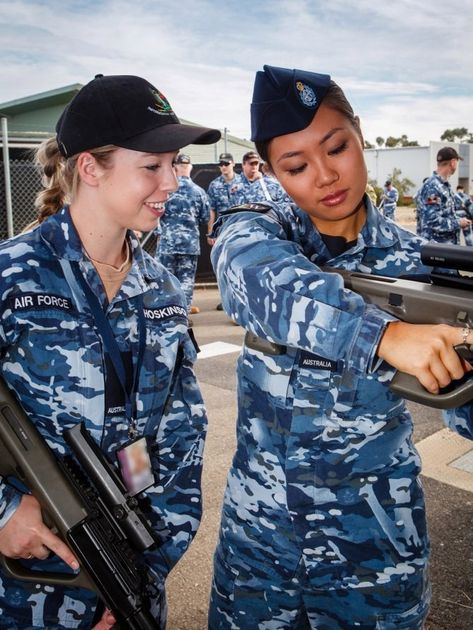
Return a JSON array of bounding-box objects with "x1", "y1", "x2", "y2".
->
[
  {"x1": 207, "y1": 153, "x2": 243, "y2": 310},
  {"x1": 208, "y1": 64, "x2": 473, "y2": 629},
  {"x1": 454, "y1": 183, "x2": 473, "y2": 246},
  {"x1": 0, "y1": 73, "x2": 219, "y2": 630},
  {"x1": 381, "y1": 179, "x2": 399, "y2": 221},
  {"x1": 416, "y1": 147, "x2": 470, "y2": 243},
  {"x1": 156, "y1": 153, "x2": 210, "y2": 323},
  {"x1": 238, "y1": 150, "x2": 291, "y2": 205}
]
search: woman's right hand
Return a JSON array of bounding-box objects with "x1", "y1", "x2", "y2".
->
[
  {"x1": 0, "y1": 494, "x2": 79, "y2": 570},
  {"x1": 377, "y1": 321, "x2": 473, "y2": 394}
]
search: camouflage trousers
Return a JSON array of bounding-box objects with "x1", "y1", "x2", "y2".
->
[
  {"x1": 383, "y1": 204, "x2": 396, "y2": 221},
  {"x1": 157, "y1": 253, "x2": 198, "y2": 311},
  {"x1": 209, "y1": 542, "x2": 431, "y2": 629}
]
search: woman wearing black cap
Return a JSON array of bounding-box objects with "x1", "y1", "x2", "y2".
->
[
  {"x1": 0, "y1": 74, "x2": 219, "y2": 629},
  {"x1": 208, "y1": 65, "x2": 473, "y2": 628}
]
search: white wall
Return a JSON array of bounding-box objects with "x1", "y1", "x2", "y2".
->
[{"x1": 364, "y1": 142, "x2": 466, "y2": 196}]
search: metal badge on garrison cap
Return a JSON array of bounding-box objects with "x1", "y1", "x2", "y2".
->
[{"x1": 250, "y1": 64, "x2": 331, "y2": 142}]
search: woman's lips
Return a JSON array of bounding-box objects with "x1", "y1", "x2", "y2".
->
[{"x1": 320, "y1": 190, "x2": 348, "y2": 207}]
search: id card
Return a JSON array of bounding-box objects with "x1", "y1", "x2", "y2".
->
[{"x1": 116, "y1": 437, "x2": 155, "y2": 495}]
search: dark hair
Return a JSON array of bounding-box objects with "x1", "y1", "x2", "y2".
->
[{"x1": 255, "y1": 79, "x2": 361, "y2": 167}]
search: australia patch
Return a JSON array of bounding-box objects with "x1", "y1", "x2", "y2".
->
[
  {"x1": 298, "y1": 350, "x2": 338, "y2": 371},
  {"x1": 8, "y1": 293, "x2": 73, "y2": 312},
  {"x1": 143, "y1": 303, "x2": 187, "y2": 321}
]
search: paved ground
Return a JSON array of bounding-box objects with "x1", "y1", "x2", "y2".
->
[{"x1": 165, "y1": 209, "x2": 473, "y2": 629}]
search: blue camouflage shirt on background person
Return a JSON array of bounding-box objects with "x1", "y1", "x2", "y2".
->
[
  {"x1": 208, "y1": 196, "x2": 473, "y2": 628},
  {"x1": 454, "y1": 188, "x2": 473, "y2": 246},
  {"x1": 207, "y1": 171, "x2": 244, "y2": 217},
  {"x1": 235, "y1": 172, "x2": 292, "y2": 206},
  {"x1": 156, "y1": 175, "x2": 210, "y2": 309},
  {"x1": 0, "y1": 207, "x2": 207, "y2": 628},
  {"x1": 381, "y1": 184, "x2": 399, "y2": 221},
  {"x1": 416, "y1": 172, "x2": 461, "y2": 243}
]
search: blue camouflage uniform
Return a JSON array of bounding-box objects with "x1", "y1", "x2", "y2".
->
[
  {"x1": 207, "y1": 173, "x2": 244, "y2": 217},
  {"x1": 454, "y1": 190, "x2": 473, "y2": 246},
  {"x1": 381, "y1": 186, "x2": 399, "y2": 221},
  {"x1": 416, "y1": 172, "x2": 461, "y2": 243},
  {"x1": 208, "y1": 196, "x2": 473, "y2": 629},
  {"x1": 235, "y1": 173, "x2": 292, "y2": 205},
  {"x1": 156, "y1": 175, "x2": 210, "y2": 310},
  {"x1": 0, "y1": 207, "x2": 207, "y2": 629}
]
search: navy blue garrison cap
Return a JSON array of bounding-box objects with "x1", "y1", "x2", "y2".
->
[{"x1": 251, "y1": 65, "x2": 331, "y2": 142}]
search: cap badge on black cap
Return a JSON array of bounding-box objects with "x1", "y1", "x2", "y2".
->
[
  {"x1": 149, "y1": 88, "x2": 173, "y2": 116},
  {"x1": 296, "y1": 81, "x2": 317, "y2": 108}
]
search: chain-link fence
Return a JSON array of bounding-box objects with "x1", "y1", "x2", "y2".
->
[{"x1": 0, "y1": 159, "x2": 41, "y2": 239}]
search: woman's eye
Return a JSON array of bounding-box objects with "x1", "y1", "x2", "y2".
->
[
  {"x1": 287, "y1": 164, "x2": 306, "y2": 176},
  {"x1": 329, "y1": 141, "x2": 348, "y2": 156},
  {"x1": 145, "y1": 164, "x2": 160, "y2": 171}
]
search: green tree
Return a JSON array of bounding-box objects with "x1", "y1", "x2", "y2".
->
[
  {"x1": 440, "y1": 127, "x2": 469, "y2": 142},
  {"x1": 385, "y1": 136, "x2": 400, "y2": 147},
  {"x1": 386, "y1": 167, "x2": 415, "y2": 204},
  {"x1": 364, "y1": 140, "x2": 374, "y2": 149},
  {"x1": 376, "y1": 136, "x2": 385, "y2": 147}
]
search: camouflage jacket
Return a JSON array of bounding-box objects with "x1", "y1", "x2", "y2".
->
[
  {"x1": 0, "y1": 207, "x2": 207, "y2": 628},
  {"x1": 158, "y1": 175, "x2": 210, "y2": 255},
  {"x1": 207, "y1": 173, "x2": 244, "y2": 216},
  {"x1": 416, "y1": 172, "x2": 460, "y2": 242},
  {"x1": 211, "y1": 197, "x2": 473, "y2": 594},
  {"x1": 233, "y1": 173, "x2": 292, "y2": 206}
]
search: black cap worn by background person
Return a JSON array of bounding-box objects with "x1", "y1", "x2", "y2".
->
[
  {"x1": 56, "y1": 74, "x2": 221, "y2": 158},
  {"x1": 242, "y1": 150, "x2": 260, "y2": 162},
  {"x1": 436, "y1": 146, "x2": 463, "y2": 162},
  {"x1": 250, "y1": 65, "x2": 331, "y2": 142},
  {"x1": 175, "y1": 154, "x2": 191, "y2": 164},
  {"x1": 218, "y1": 153, "x2": 234, "y2": 162}
]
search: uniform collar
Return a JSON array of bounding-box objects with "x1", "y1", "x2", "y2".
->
[
  {"x1": 295, "y1": 194, "x2": 399, "y2": 265},
  {"x1": 39, "y1": 206, "x2": 153, "y2": 298}
]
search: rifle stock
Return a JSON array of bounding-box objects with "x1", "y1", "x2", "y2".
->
[{"x1": 0, "y1": 378, "x2": 160, "y2": 629}]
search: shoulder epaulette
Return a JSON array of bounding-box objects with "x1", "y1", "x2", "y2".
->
[{"x1": 220, "y1": 203, "x2": 272, "y2": 216}]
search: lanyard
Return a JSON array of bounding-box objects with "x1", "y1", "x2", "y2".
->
[{"x1": 70, "y1": 261, "x2": 146, "y2": 438}]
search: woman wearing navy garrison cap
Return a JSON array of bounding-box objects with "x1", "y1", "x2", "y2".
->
[{"x1": 208, "y1": 65, "x2": 473, "y2": 628}]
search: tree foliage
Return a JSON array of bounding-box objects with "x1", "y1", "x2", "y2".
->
[
  {"x1": 374, "y1": 135, "x2": 419, "y2": 148},
  {"x1": 386, "y1": 167, "x2": 415, "y2": 204},
  {"x1": 440, "y1": 127, "x2": 473, "y2": 143}
]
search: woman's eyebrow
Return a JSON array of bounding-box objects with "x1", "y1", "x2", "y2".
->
[{"x1": 276, "y1": 127, "x2": 345, "y2": 163}]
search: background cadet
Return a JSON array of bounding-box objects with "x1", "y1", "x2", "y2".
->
[
  {"x1": 208, "y1": 64, "x2": 473, "y2": 630},
  {"x1": 207, "y1": 152, "x2": 243, "y2": 310},
  {"x1": 238, "y1": 150, "x2": 292, "y2": 205},
  {"x1": 0, "y1": 73, "x2": 218, "y2": 629},
  {"x1": 416, "y1": 146, "x2": 471, "y2": 243},
  {"x1": 381, "y1": 179, "x2": 399, "y2": 221},
  {"x1": 454, "y1": 183, "x2": 473, "y2": 246},
  {"x1": 156, "y1": 153, "x2": 210, "y2": 324}
]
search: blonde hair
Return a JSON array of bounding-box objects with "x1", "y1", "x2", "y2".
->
[{"x1": 34, "y1": 137, "x2": 117, "y2": 223}]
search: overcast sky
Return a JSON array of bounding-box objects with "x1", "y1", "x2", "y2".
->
[{"x1": 1, "y1": 0, "x2": 471, "y2": 146}]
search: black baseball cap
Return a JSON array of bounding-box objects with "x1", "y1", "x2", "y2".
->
[
  {"x1": 175, "y1": 154, "x2": 191, "y2": 164},
  {"x1": 437, "y1": 146, "x2": 463, "y2": 162},
  {"x1": 242, "y1": 151, "x2": 260, "y2": 162},
  {"x1": 56, "y1": 74, "x2": 221, "y2": 158},
  {"x1": 218, "y1": 153, "x2": 234, "y2": 162}
]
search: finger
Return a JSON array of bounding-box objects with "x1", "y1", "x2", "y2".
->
[
  {"x1": 39, "y1": 528, "x2": 79, "y2": 571},
  {"x1": 429, "y1": 360, "x2": 454, "y2": 389},
  {"x1": 31, "y1": 544, "x2": 51, "y2": 561},
  {"x1": 415, "y1": 368, "x2": 439, "y2": 395},
  {"x1": 440, "y1": 346, "x2": 466, "y2": 381}
]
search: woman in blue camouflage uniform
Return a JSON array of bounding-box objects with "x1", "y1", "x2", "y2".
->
[
  {"x1": 0, "y1": 74, "x2": 219, "y2": 629},
  {"x1": 208, "y1": 65, "x2": 473, "y2": 629}
]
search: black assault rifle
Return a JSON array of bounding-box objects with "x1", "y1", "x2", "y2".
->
[
  {"x1": 0, "y1": 377, "x2": 160, "y2": 629},
  {"x1": 326, "y1": 242, "x2": 473, "y2": 409}
]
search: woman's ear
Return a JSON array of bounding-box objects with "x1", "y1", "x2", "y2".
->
[{"x1": 76, "y1": 152, "x2": 104, "y2": 187}]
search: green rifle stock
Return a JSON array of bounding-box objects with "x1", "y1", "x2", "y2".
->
[{"x1": 0, "y1": 377, "x2": 160, "y2": 629}]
